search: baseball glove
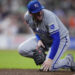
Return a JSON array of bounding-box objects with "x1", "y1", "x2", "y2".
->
[{"x1": 33, "y1": 47, "x2": 46, "y2": 65}]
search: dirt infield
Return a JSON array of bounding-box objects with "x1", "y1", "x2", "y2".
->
[{"x1": 0, "y1": 69, "x2": 75, "y2": 75}]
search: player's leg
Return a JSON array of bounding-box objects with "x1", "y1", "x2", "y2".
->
[
  {"x1": 51, "y1": 35, "x2": 75, "y2": 71},
  {"x1": 46, "y1": 35, "x2": 72, "y2": 71},
  {"x1": 18, "y1": 36, "x2": 37, "y2": 58}
]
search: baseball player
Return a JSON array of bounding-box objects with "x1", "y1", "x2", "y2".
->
[{"x1": 18, "y1": 0, "x2": 75, "y2": 71}]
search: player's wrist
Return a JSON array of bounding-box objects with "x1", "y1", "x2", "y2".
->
[
  {"x1": 36, "y1": 34, "x2": 41, "y2": 41},
  {"x1": 47, "y1": 58, "x2": 53, "y2": 61}
]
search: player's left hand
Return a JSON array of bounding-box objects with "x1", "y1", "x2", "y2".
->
[{"x1": 40, "y1": 58, "x2": 53, "y2": 71}]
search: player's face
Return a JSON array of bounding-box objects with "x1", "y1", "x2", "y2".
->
[{"x1": 31, "y1": 11, "x2": 43, "y2": 22}]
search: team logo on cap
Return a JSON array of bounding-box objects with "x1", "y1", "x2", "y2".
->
[{"x1": 34, "y1": 3, "x2": 39, "y2": 8}]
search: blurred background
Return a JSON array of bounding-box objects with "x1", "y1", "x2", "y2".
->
[
  {"x1": 0, "y1": 0, "x2": 75, "y2": 70},
  {"x1": 0, "y1": 0, "x2": 75, "y2": 50}
]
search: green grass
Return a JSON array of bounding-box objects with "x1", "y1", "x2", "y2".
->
[{"x1": 0, "y1": 50, "x2": 75, "y2": 69}]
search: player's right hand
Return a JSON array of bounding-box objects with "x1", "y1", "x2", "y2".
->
[{"x1": 36, "y1": 40, "x2": 45, "y2": 49}]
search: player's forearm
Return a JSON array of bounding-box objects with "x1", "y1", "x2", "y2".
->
[
  {"x1": 35, "y1": 34, "x2": 45, "y2": 48},
  {"x1": 48, "y1": 31, "x2": 60, "y2": 59}
]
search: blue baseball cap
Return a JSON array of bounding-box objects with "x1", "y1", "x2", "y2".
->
[{"x1": 27, "y1": 0, "x2": 44, "y2": 13}]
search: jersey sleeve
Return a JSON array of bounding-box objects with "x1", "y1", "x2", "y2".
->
[
  {"x1": 48, "y1": 31, "x2": 60, "y2": 59},
  {"x1": 46, "y1": 14, "x2": 60, "y2": 59},
  {"x1": 47, "y1": 14, "x2": 59, "y2": 35}
]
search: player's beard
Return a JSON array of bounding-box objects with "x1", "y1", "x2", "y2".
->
[
  {"x1": 34, "y1": 15, "x2": 42, "y2": 23},
  {"x1": 32, "y1": 11, "x2": 43, "y2": 23}
]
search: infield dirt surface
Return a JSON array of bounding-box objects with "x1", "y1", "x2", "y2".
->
[{"x1": 0, "y1": 69, "x2": 75, "y2": 75}]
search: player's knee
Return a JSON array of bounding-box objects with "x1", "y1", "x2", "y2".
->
[
  {"x1": 18, "y1": 45, "x2": 25, "y2": 56},
  {"x1": 18, "y1": 44, "x2": 29, "y2": 57},
  {"x1": 18, "y1": 49, "x2": 24, "y2": 56}
]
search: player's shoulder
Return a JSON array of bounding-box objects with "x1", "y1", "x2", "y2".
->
[
  {"x1": 24, "y1": 11, "x2": 30, "y2": 20},
  {"x1": 43, "y1": 9, "x2": 55, "y2": 17},
  {"x1": 25, "y1": 11, "x2": 29, "y2": 16},
  {"x1": 43, "y1": 9, "x2": 58, "y2": 24}
]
